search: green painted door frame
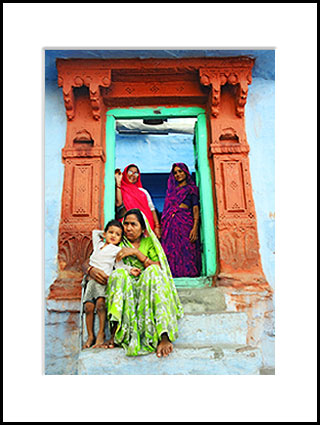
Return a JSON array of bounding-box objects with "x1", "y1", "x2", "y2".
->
[{"x1": 105, "y1": 107, "x2": 216, "y2": 287}]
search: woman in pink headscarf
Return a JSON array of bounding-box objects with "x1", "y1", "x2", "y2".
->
[{"x1": 115, "y1": 164, "x2": 161, "y2": 239}]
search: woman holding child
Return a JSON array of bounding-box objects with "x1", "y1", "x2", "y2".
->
[{"x1": 86, "y1": 208, "x2": 184, "y2": 358}]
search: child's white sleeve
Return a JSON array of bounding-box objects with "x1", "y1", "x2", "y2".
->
[{"x1": 92, "y1": 230, "x2": 104, "y2": 250}]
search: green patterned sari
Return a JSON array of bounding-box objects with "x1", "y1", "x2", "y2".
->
[{"x1": 106, "y1": 213, "x2": 184, "y2": 356}]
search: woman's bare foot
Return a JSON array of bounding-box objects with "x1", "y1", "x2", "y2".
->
[
  {"x1": 83, "y1": 335, "x2": 95, "y2": 349},
  {"x1": 92, "y1": 332, "x2": 105, "y2": 348},
  {"x1": 103, "y1": 335, "x2": 117, "y2": 349},
  {"x1": 156, "y1": 333, "x2": 173, "y2": 358}
]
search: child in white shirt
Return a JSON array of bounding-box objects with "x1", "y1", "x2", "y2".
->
[{"x1": 82, "y1": 219, "x2": 140, "y2": 349}]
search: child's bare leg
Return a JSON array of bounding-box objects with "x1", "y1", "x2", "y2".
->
[
  {"x1": 83, "y1": 302, "x2": 95, "y2": 348},
  {"x1": 92, "y1": 297, "x2": 106, "y2": 348},
  {"x1": 103, "y1": 321, "x2": 117, "y2": 348}
]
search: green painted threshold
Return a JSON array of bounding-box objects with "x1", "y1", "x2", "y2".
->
[{"x1": 174, "y1": 276, "x2": 213, "y2": 288}]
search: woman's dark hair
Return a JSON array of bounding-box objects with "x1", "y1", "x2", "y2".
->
[
  {"x1": 104, "y1": 219, "x2": 124, "y2": 236},
  {"x1": 123, "y1": 209, "x2": 146, "y2": 232}
]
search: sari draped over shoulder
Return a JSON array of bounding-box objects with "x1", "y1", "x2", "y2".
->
[
  {"x1": 106, "y1": 212, "x2": 184, "y2": 356},
  {"x1": 161, "y1": 163, "x2": 202, "y2": 277}
]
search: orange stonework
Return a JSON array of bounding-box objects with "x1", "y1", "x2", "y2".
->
[{"x1": 48, "y1": 56, "x2": 270, "y2": 304}]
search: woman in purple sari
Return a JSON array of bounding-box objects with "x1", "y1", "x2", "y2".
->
[{"x1": 161, "y1": 163, "x2": 201, "y2": 277}]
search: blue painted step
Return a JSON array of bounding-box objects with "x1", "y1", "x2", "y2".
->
[
  {"x1": 77, "y1": 345, "x2": 262, "y2": 375},
  {"x1": 82, "y1": 312, "x2": 248, "y2": 347}
]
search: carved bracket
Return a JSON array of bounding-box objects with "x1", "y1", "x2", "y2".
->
[
  {"x1": 58, "y1": 232, "x2": 93, "y2": 272},
  {"x1": 199, "y1": 67, "x2": 252, "y2": 118},
  {"x1": 57, "y1": 70, "x2": 112, "y2": 120}
]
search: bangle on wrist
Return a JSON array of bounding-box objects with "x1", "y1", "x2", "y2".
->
[
  {"x1": 116, "y1": 185, "x2": 121, "y2": 189},
  {"x1": 155, "y1": 224, "x2": 161, "y2": 228},
  {"x1": 87, "y1": 265, "x2": 93, "y2": 275}
]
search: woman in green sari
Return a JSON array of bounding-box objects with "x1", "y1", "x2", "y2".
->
[{"x1": 87, "y1": 208, "x2": 184, "y2": 357}]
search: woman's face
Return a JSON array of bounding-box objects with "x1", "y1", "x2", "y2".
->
[
  {"x1": 173, "y1": 166, "x2": 187, "y2": 184},
  {"x1": 123, "y1": 214, "x2": 143, "y2": 242},
  {"x1": 126, "y1": 166, "x2": 139, "y2": 184}
]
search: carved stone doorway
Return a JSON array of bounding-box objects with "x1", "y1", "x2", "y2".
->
[{"x1": 48, "y1": 56, "x2": 270, "y2": 308}]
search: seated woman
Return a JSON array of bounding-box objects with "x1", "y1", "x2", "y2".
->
[
  {"x1": 86, "y1": 208, "x2": 184, "y2": 358},
  {"x1": 161, "y1": 163, "x2": 201, "y2": 278},
  {"x1": 115, "y1": 164, "x2": 161, "y2": 238}
]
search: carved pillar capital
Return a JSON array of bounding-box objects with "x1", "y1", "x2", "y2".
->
[
  {"x1": 57, "y1": 69, "x2": 112, "y2": 120},
  {"x1": 199, "y1": 66, "x2": 253, "y2": 118},
  {"x1": 199, "y1": 68, "x2": 221, "y2": 117}
]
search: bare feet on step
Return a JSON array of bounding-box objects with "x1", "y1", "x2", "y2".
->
[
  {"x1": 103, "y1": 335, "x2": 116, "y2": 349},
  {"x1": 83, "y1": 335, "x2": 95, "y2": 349},
  {"x1": 92, "y1": 332, "x2": 105, "y2": 348},
  {"x1": 156, "y1": 333, "x2": 173, "y2": 358}
]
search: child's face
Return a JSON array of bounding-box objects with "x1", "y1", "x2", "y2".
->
[{"x1": 104, "y1": 225, "x2": 122, "y2": 245}]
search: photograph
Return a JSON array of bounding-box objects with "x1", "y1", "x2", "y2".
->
[{"x1": 45, "y1": 48, "x2": 275, "y2": 376}]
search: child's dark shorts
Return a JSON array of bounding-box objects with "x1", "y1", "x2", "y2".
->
[{"x1": 83, "y1": 278, "x2": 107, "y2": 304}]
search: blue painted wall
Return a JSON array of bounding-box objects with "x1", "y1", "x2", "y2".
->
[
  {"x1": 45, "y1": 79, "x2": 66, "y2": 297},
  {"x1": 246, "y1": 78, "x2": 275, "y2": 288},
  {"x1": 45, "y1": 50, "x2": 275, "y2": 295}
]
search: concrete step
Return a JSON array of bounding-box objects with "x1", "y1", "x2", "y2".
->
[
  {"x1": 77, "y1": 344, "x2": 262, "y2": 375},
  {"x1": 82, "y1": 311, "x2": 248, "y2": 347},
  {"x1": 177, "y1": 287, "x2": 227, "y2": 313}
]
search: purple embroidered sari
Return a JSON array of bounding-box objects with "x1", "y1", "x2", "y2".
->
[{"x1": 161, "y1": 163, "x2": 201, "y2": 277}]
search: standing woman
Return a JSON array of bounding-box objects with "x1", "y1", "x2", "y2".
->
[
  {"x1": 115, "y1": 164, "x2": 161, "y2": 239},
  {"x1": 161, "y1": 163, "x2": 201, "y2": 277}
]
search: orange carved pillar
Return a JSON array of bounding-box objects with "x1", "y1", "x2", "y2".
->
[
  {"x1": 47, "y1": 62, "x2": 111, "y2": 302},
  {"x1": 200, "y1": 64, "x2": 268, "y2": 287}
]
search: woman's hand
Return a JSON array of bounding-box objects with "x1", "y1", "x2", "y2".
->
[
  {"x1": 115, "y1": 169, "x2": 123, "y2": 187},
  {"x1": 88, "y1": 267, "x2": 109, "y2": 285},
  {"x1": 116, "y1": 247, "x2": 138, "y2": 262},
  {"x1": 189, "y1": 227, "x2": 198, "y2": 243},
  {"x1": 130, "y1": 267, "x2": 141, "y2": 277},
  {"x1": 154, "y1": 226, "x2": 161, "y2": 239}
]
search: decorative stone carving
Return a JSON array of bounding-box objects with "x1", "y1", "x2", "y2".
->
[
  {"x1": 199, "y1": 69, "x2": 221, "y2": 117},
  {"x1": 218, "y1": 219, "x2": 259, "y2": 270},
  {"x1": 61, "y1": 82, "x2": 75, "y2": 121},
  {"x1": 89, "y1": 82, "x2": 102, "y2": 120},
  {"x1": 213, "y1": 153, "x2": 263, "y2": 275},
  {"x1": 199, "y1": 66, "x2": 253, "y2": 118},
  {"x1": 210, "y1": 120, "x2": 250, "y2": 155},
  {"x1": 57, "y1": 67, "x2": 112, "y2": 120},
  {"x1": 58, "y1": 232, "x2": 92, "y2": 272},
  {"x1": 73, "y1": 128, "x2": 93, "y2": 143}
]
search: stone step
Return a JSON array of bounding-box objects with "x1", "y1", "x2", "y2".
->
[
  {"x1": 177, "y1": 287, "x2": 227, "y2": 313},
  {"x1": 81, "y1": 311, "x2": 248, "y2": 348},
  {"x1": 77, "y1": 344, "x2": 262, "y2": 375}
]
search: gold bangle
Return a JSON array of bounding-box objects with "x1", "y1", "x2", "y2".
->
[{"x1": 87, "y1": 265, "x2": 93, "y2": 275}]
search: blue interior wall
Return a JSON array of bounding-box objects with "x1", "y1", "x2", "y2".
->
[{"x1": 45, "y1": 50, "x2": 275, "y2": 294}]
